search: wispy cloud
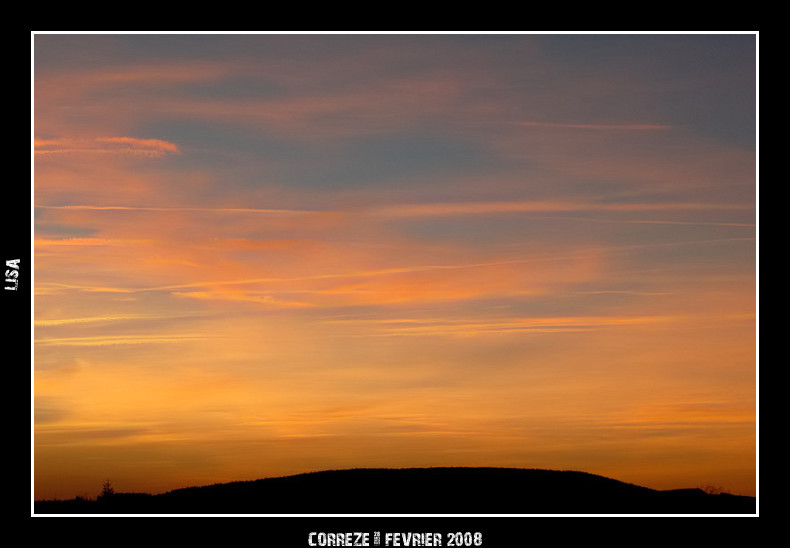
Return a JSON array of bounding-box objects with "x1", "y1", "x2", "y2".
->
[
  {"x1": 32, "y1": 251, "x2": 594, "y2": 295},
  {"x1": 326, "y1": 315, "x2": 677, "y2": 337},
  {"x1": 34, "y1": 334, "x2": 209, "y2": 347},
  {"x1": 537, "y1": 216, "x2": 755, "y2": 228},
  {"x1": 35, "y1": 204, "x2": 325, "y2": 215},
  {"x1": 516, "y1": 121, "x2": 672, "y2": 131},
  {"x1": 35, "y1": 136, "x2": 179, "y2": 156},
  {"x1": 35, "y1": 199, "x2": 746, "y2": 220},
  {"x1": 96, "y1": 137, "x2": 178, "y2": 154},
  {"x1": 370, "y1": 200, "x2": 746, "y2": 218},
  {"x1": 34, "y1": 314, "x2": 199, "y2": 327},
  {"x1": 172, "y1": 289, "x2": 315, "y2": 308},
  {"x1": 34, "y1": 237, "x2": 152, "y2": 247}
]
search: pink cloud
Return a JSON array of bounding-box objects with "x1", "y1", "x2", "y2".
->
[{"x1": 35, "y1": 136, "x2": 179, "y2": 156}]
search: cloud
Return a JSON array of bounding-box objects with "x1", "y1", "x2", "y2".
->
[
  {"x1": 96, "y1": 136, "x2": 179, "y2": 154},
  {"x1": 516, "y1": 121, "x2": 672, "y2": 131},
  {"x1": 34, "y1": 334, "x2": 208, "y2": 347},
  {"x1": 33, "y1": 251, "x2": 591, "y2": 294},
  {"x1": 35, "y1": 426, "x2": 152, "y2": 446},
  {"x1": 35, "y1": 204, "x2": 320, "y2": 215},
  {"x1": 34, "y1": 314, "x2": 200, "y2": 327},
  {"x1": 34, "y1": 136, "x2": 180, "y2": 156},
  {"x1": 370, "y1": 200, "x2": 746, "y2": 218},
  {"x1": 326, "y1": 315, "x2": 677, "y2": 337},
  {"x1": 35, "y1": 398, "x2": 69, "y2": 424},
  {"x1": 172, "y1": 289, "x2": 315, "y2": 308},
  {"x1": 542, "y1": 216, "x2": 755, "y2": 228},
  {"x1": 37, "y1": 198, "x2": 744, "y2": 221},
  {"x1": 34, "y1": 237, "x2": 152, "y2": 247}
]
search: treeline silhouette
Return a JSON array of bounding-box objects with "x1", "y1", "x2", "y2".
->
[{"x1": 34, "y1": 467, "x2": 756, "y2": 514}]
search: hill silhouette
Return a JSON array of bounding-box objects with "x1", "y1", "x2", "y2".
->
[{"x1": 34, "y1": 467, "x2": 755, "y2": 514}]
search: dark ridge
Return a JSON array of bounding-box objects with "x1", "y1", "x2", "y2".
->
[{"x1": 34, "y1": 467, "x2": 755, "y2": 514}]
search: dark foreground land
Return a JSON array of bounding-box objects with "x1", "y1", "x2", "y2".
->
[{"x1": 34, "y1": 467, "x2": 755, "y2": 514}]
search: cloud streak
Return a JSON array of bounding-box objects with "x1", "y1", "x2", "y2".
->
[
  {"x1": 516, "y1": 121, "x2": 672, "y2": 131},
  {"x1": 35, "y1": 136, "x2": 179, "y2": 156},
  {"x1": 35, "y1": 199, "x2": 748, "y2": 219},
  {"x1": 34, "y1": 313, "x2": 201, "y2": 327},
  {"x1": 325, "y1": 314, "x2": 678, "y2": 337},
  {"x1": 34, "y1": 334, "x2": 209, "y2": 347},
  {"x1": 370, "y1": 200, "x2": 748, "y2": 218},
  {"x1": 35, "y1": 204, "x2": 323, "y2": 215}
]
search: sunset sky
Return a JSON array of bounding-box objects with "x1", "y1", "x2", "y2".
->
[{"x1": 33, "y1": 32, "x2": 757, "y2": 504}]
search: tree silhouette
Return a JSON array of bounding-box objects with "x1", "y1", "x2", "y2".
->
[{"x1": 98, "y1": 479, "x2": 115, "y2": 499}]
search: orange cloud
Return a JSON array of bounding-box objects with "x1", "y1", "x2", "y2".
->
[
  {"x1": 34, "y1": 334, "x2": 208, "y2": 347},
  {"x1": 36, "y1": 204, "x2": 320, "y2": 215},
  {"x1": 96, "y1": 136, "x2": 179, "y2": 154},
  {"x1": 371, "y1": 200, "x2": 746, "y2": 218},
  {"x1": 34, "y1": 237, "x2": 153, "y2": 247},
  {"x1": 325, "y1": 314, "x2": 678, "y2": 337},
  {"x1": 34, "y1": 314, "x2": 192, "y2": 327},
  {"x1": 172, "y1": 288, "x2": 315, "y2": 308},
  {"x1": 34, "y1": 136, "x2": 179, "y2": 156}
]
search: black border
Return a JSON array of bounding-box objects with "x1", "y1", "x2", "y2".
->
[{"x1": 20, "y1": 29, "x2": 786, "y2": 548}]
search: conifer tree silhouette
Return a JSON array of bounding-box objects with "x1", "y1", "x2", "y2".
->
[{"x1": 99, "y1": 479, "x2": 114, "y2": 500}]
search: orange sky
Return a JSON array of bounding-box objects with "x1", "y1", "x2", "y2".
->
[{"x1": 33, "y1": 33, "x2": 757, "y2": 504}]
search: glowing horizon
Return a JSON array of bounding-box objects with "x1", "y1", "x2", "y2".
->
[{"x1": 33, "y1": 33, "x2": 756, "y2": 503}]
